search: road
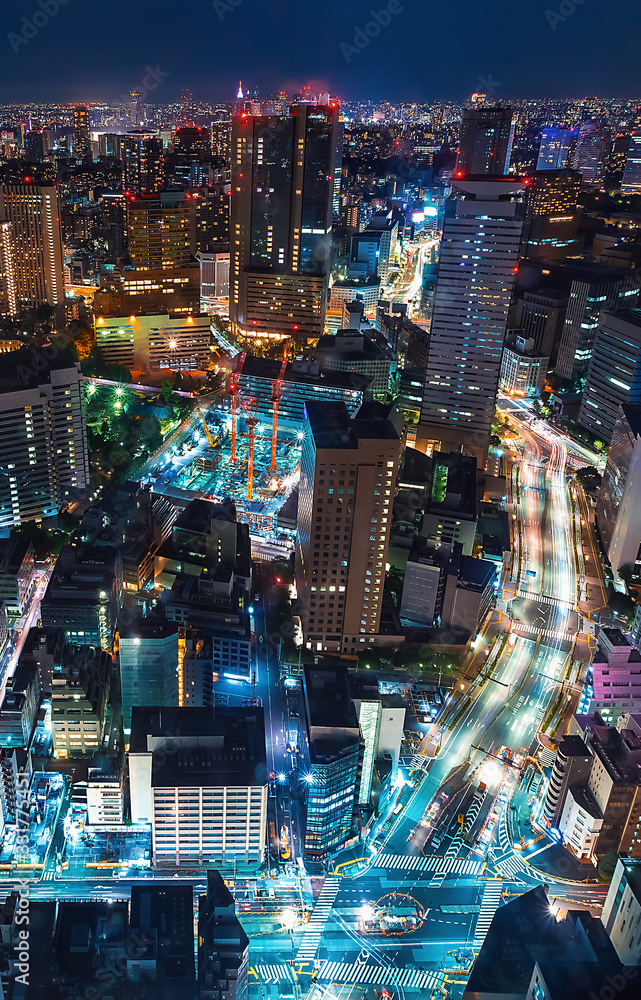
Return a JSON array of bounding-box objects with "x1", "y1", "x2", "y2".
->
[{"x1": 0, "y1": 569, "x2": 50, "y2": 704}]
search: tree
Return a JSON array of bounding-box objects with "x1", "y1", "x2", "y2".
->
[
  {"x1": 598, "y1": 849, "x2": 619, "y2": 882},
  {"x1": 594, "y1": 440, "x2": 604, "y2": 452},
  {"x1": 161, "y1": 379, "x2": 173, "y2": 403}
]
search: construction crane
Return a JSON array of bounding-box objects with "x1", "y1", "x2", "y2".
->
[
  {"x1": 228, "y1": 351, "x2": 247, "y2": 463},
  {"x1": 269, "y1": 354, "x2": 288, "y2": 472},
  {"x1": 198, "y1": 406, "x2": 216, "y2": 448},
  {"x1": 246, "y1": 408, "x2": 259, "y2": 502}
]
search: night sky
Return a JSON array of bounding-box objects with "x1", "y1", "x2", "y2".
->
[{"x1": 2, "y1": 0, "x2": 639, "y2": 104}]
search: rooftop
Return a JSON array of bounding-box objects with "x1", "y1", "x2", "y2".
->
[
  {"x1": 305, "y1": 400, "x2": 401, "y2": 449},
  {"x1": 304, "y1": 665, "x2": 359, "y2": 731}
]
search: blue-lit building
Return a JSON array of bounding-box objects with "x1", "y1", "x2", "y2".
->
[
  {"x1": 301, "y1": 664, "x2": 363, "y2": 861},
  {"x1": 536, "y1": 126, "x2": 575, "y2": 170},
  {"x1": 579, "y1": 309, "x2": 641, "y2": 444},
  {"x1": 622, "y1": 132, "x2": 641, "y2": 194}
]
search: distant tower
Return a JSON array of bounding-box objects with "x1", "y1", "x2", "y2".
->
[
  {"x1": 73, "y1": 104, "x2": 92, "y2": 162},
  {"x1": 236, "y1": 81, "x2": 244, "y2": 100},
  {"x1": 129, "y1": 89, "x2": 144, "y2": 127},
  {"x1": 456, "y1": 106, "x2": 515, "y2": 176}
]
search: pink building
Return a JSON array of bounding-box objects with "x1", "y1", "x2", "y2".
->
[{"x1": 591, "y1": 627, "x2": 641, "y2": 705}]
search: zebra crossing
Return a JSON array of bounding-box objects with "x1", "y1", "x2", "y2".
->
[
  {"x1": 41, "y1": 870, "x2": 55, "y2": 881},
  {"x1": 539, "y1": 747, "x2": 557, "y2": 768},
  {"x1": 473, "y1": 880, "x2": 504, "y2": 948},
  {"x1": 375, "y1": 853, "x2": 483, "y2": 876},
  {"x1": 256, "y1": 961, "x2": 442, "y2": 990},
  {"x1": 296, "y1": 876, "x2": 341, "y2": 961},
  {"x1": 512, "y1": 621, "x2": 574, "y2": 641},
  {"x1": 495, "y1": 853, "x2": 527, "y2": 880},
  {"x1": 317, "y1": 960, "x2": 442, "y2": 990},
  {"x1": 410, "y1": 752, "x2": 429, "y2": 770},
  {"x1": 516, "y1": 591, "x2": 575, "y2": 609}
]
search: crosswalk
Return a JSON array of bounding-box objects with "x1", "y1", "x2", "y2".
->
[
  {"x1": 410, "y1": 752, "x2": 429, "y2": 770},
  {"x1": 495, "y1": 853, "x2": 527, "y2": 880},
  {"x1": 473, "y1": 880, "x2": 503, "y2": 948},
  {"x1": 375, "y1": 853, "x2": 483, "y2": 876},
  {"x1": 41, "y1": 870, "x2": 55, "y2": 881},
  {"x1": 516, "y1": 591, "x2": 575, "y2": 610},
  {"x1": 445, "y1": 834, "x2": 463, "y2": 859},
  {"x1": 296, "y1": 877, "x2": 341, "y2": 961},
  {"x1": 512, "y1": 621, "x2": 574, "y2": 641},
  {"x1": 539, "y1": 747, "x2": 557, "y2": 768},
  {"x1": 256, "y1": 961, "x2": 443, "y2": 990}
]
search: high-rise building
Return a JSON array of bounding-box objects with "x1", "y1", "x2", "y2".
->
[
  {"x1": 125, "y1": 192, "x2": 191, "y2": 270},
  {"x1": 554, "y1": 263, "x2": 641, "y2": 381},
  {"x1": 230, "y1": 103, "x2": 341, "y2": 342},
  {"x1": 596, "y1": 403, "x2": 641, "y2": 582},
  {"x1": 456, "y1": 106, "x2": 515, "y2": 176},
  {"x1": 571, "y1": 120, "x2": 610, "y2": 183},
  {"x1": 602, "y1": 856, "x2": 641, "y2": 966},
  {"x1": 198, "y1": 870, "x2": 249, "y2": 1000},
  {"x1": 73, "y1": 104, "x2": 91, "y2": 162},
  {"x1": 122, "y1": 129, "x2": 164, "y2": 196},
  {"x1": 301, "y1": 664, "x2": 363, "y2": 859},
  {"x1": 96, "y1": 312, "x2": 211, "y2": 371},
  {"x1": 0, "y1": 182, "x2": 65, "y2": 310},
  {"x1": 526, "y1": 168, "x2": 581, "y2": 216},
  {"x1": 621, "y1": 132, "x2": 641, "y2": 194},
  {"x1": 118, "y1": 615, "x2": 179, "y2": 733},
  {"x1": 129, "y1": 88, "x2": 143, "y2": 127},
  {"x1": 296, "y1": 401, "x2": 402, "y2": 655},
  {"x1": 579, "y1": 310, "x2": 641, "y2": 444},
  {"x1": 536, "y1": 126, "x2": 575, "y2": 170},
  {"x1": 543, "y1": 735, "x2": 593, "y2": 826},
  {"x1": 419, "y1": 177, "x2": 526, "y2": 458},
  {"x1": 0, "y1": 349, "x2": 89, "y2": 530},
  {"x1": 0, "y1": 220, "x2": 17, "y2": 315},
  {"x1": 24, "y1": 130, "x2": 45, "y2": 162}
]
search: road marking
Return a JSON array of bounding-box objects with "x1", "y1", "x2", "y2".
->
[
  {"x1": 473, "y1": 880, "x2": 504, "y2": 948},
  {"x1": 296, "y1": 876, "x2": 340, "y2": 961},
  {"x1": 375, "y1": 854, "x2": 483, "y2": 876}
]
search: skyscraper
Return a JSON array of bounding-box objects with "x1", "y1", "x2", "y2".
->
[
  {"x1": 571, "y1": 120, "x2": 609, "y2": 183},
  {"x1": 0, "y1": 221, "x2": 17, "y2": 315},
  {"x1": 118, "y1": 615, "x2": 179, "y2": 733},
  {"x1": 522, "y1": 168, "x2": 582, "y2": 261},
  {"x1": 456, "y1": 106, "x2": 515, "y2": 176},
  {"x1": 0, "y1": 182, "x2": 65, "y2": 309},
  {"x1": 579, "y1": 310, "x2": 641, "y2": 444},
  {"x1": 73, "y1": 104, "x2": 91, "y2": 162},
  {"x1": 296, "y1": 400, "x2": 402, "y2": 655},
  {"x1": 419, "y1": 177, "x2": 526, "y2": 458},
  {"x1": 129, "y1": 89, "x2": 143, "y2": 127},
  {"x1": 536, "y1": 126, "x2": 575, "y2": 170},
  {"x1": 125, "y1": 192, "x2": 191, "y2": 270},
  {"x1": 0, "y1": 349, "x2": 89, "y2": 529},
  {"x1": 122, "y1": 129, "x2": 164, "y2": 196},
  {"x1": 230, "y1": 103, "x2": 341, "y2": 342},
  {"x1": 621, "y1": 132, "x2": 641, "y2": 194}
]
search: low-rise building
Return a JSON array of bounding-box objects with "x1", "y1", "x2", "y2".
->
[
  {"x1": 40, "y1": 544, "x2": 122, "y2": 652},
  {"x1": 499, "y1": 334, "x2": 547, "y2": 396},
  {"x1": 129, "y1": 706, "x2": 268, "y2": 864}
]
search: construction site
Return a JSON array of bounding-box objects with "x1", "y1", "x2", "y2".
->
[{"x1": 146, "y1": 352, "x2": 304, "y2": 538}]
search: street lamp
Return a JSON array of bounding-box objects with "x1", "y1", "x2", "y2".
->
[{"x1": 281, "y1": 907, "x2": 297, "y2": 932}]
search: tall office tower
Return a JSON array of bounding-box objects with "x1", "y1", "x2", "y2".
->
[
  {"x1": 571, "y1": 120, "x2": 610, "y2": 182},
  {"x1": 24, "y1": 130, "x2": 45, "y2": 162},
  {"x1": 419, "y1": 177, "x2": 526, "y2": 459},
  {"x1": 118, "y1": 615, "x2": 179, "y2": 733},
  {"x1": 73, "y1": 104, "x2": 91, "y2": 162},
  {"x1": 301, "y1": 664, "x2": 363, "y2": 860},
  {"x1": 0, "y1": 221, "x2": 17, "y2": 315},
  {"x1": 0, "y1": 350, "x2": 88, "y2": 529},
  {"x1": 129, "y1": 88, "x2": 143, "y2": 126},
  {"x1": 596, "y1": 403, "x2": 641, "y2": 581},
  {"x1": 296, "y1": 400, "x2": 402, "y2": 655},
  {"x1": 554, "y1": 263, "x2": 641, "y2": 381},
  {"x1": 172, "y1": 124, "x2": 211, "y2": 159},
  {"x1": 122, "y1": 129, "x2": 164, "y2": 196},
  {"x1": 125, "y1": 192, "x2": 191, "y2": 270},
  {"x1": 536, "y1": 126, "x2": 574, "y2": 170},
  {"x1": 609, "y1": 134, "x2": 632, "y2": 183},
  {"x1": 522, "y1": 168, "x2": 582, "y2": 261},
  {"x1": 230, "y1": 103, "x2": 341, "y2": 342},
  {"x1": 0, "y1": 183, "x2": 64, "y2": 310},
  {"x1": 579, "y1": 310, "x2": 641, "y2": 444},
  {"x1": 455, "y1": 106, "x2": 515, "y2": 176},
  {"x1": 622, "y1": 133, "x2": 641, "y2": 194},
  {"x1": 198, "y1": 870, "x2": 249, "y2": 1000},
  {"x1": 211, "y1": 119, "x2": 231, "y2": 161}
]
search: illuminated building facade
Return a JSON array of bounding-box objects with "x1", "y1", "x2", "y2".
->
[
  {"x1": 230, "y1": 103, "x2": 341, "y2": 341},
  {"x1": 122, "y1": 129, "x2": 165, "y2": 196},
  {"x1": 73, "y1": 104, "x2": 91, "y2": 161},
  {"x1": 536, "y1": 126, "x2": 574, "y2": 169},
  {"x1": 0, "y1": 182, "x2": 65, "y2": 310},
  {"x1": 622, "y1": 132, "x2": 641, "y2": 194},
  {"x1": 419, "y1": 177, "x2": 525, "y2": 458},
  {"x1": 456, "y1": 106, "x2": 515, "y2": 176},
  {"x1": 579, "y1": 310, "x2": 641, "y2": 444}
]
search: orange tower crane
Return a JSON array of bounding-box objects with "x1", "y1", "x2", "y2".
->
[
  {"x1": 228, "y1": 351, "x2": 247, "y2": 463},
  {"x1": 269, "y1": 355, "x2": 288, "y2": 472},
  {"x1": 246, "y1": 409, "x2": 259, "y2": 502}
]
